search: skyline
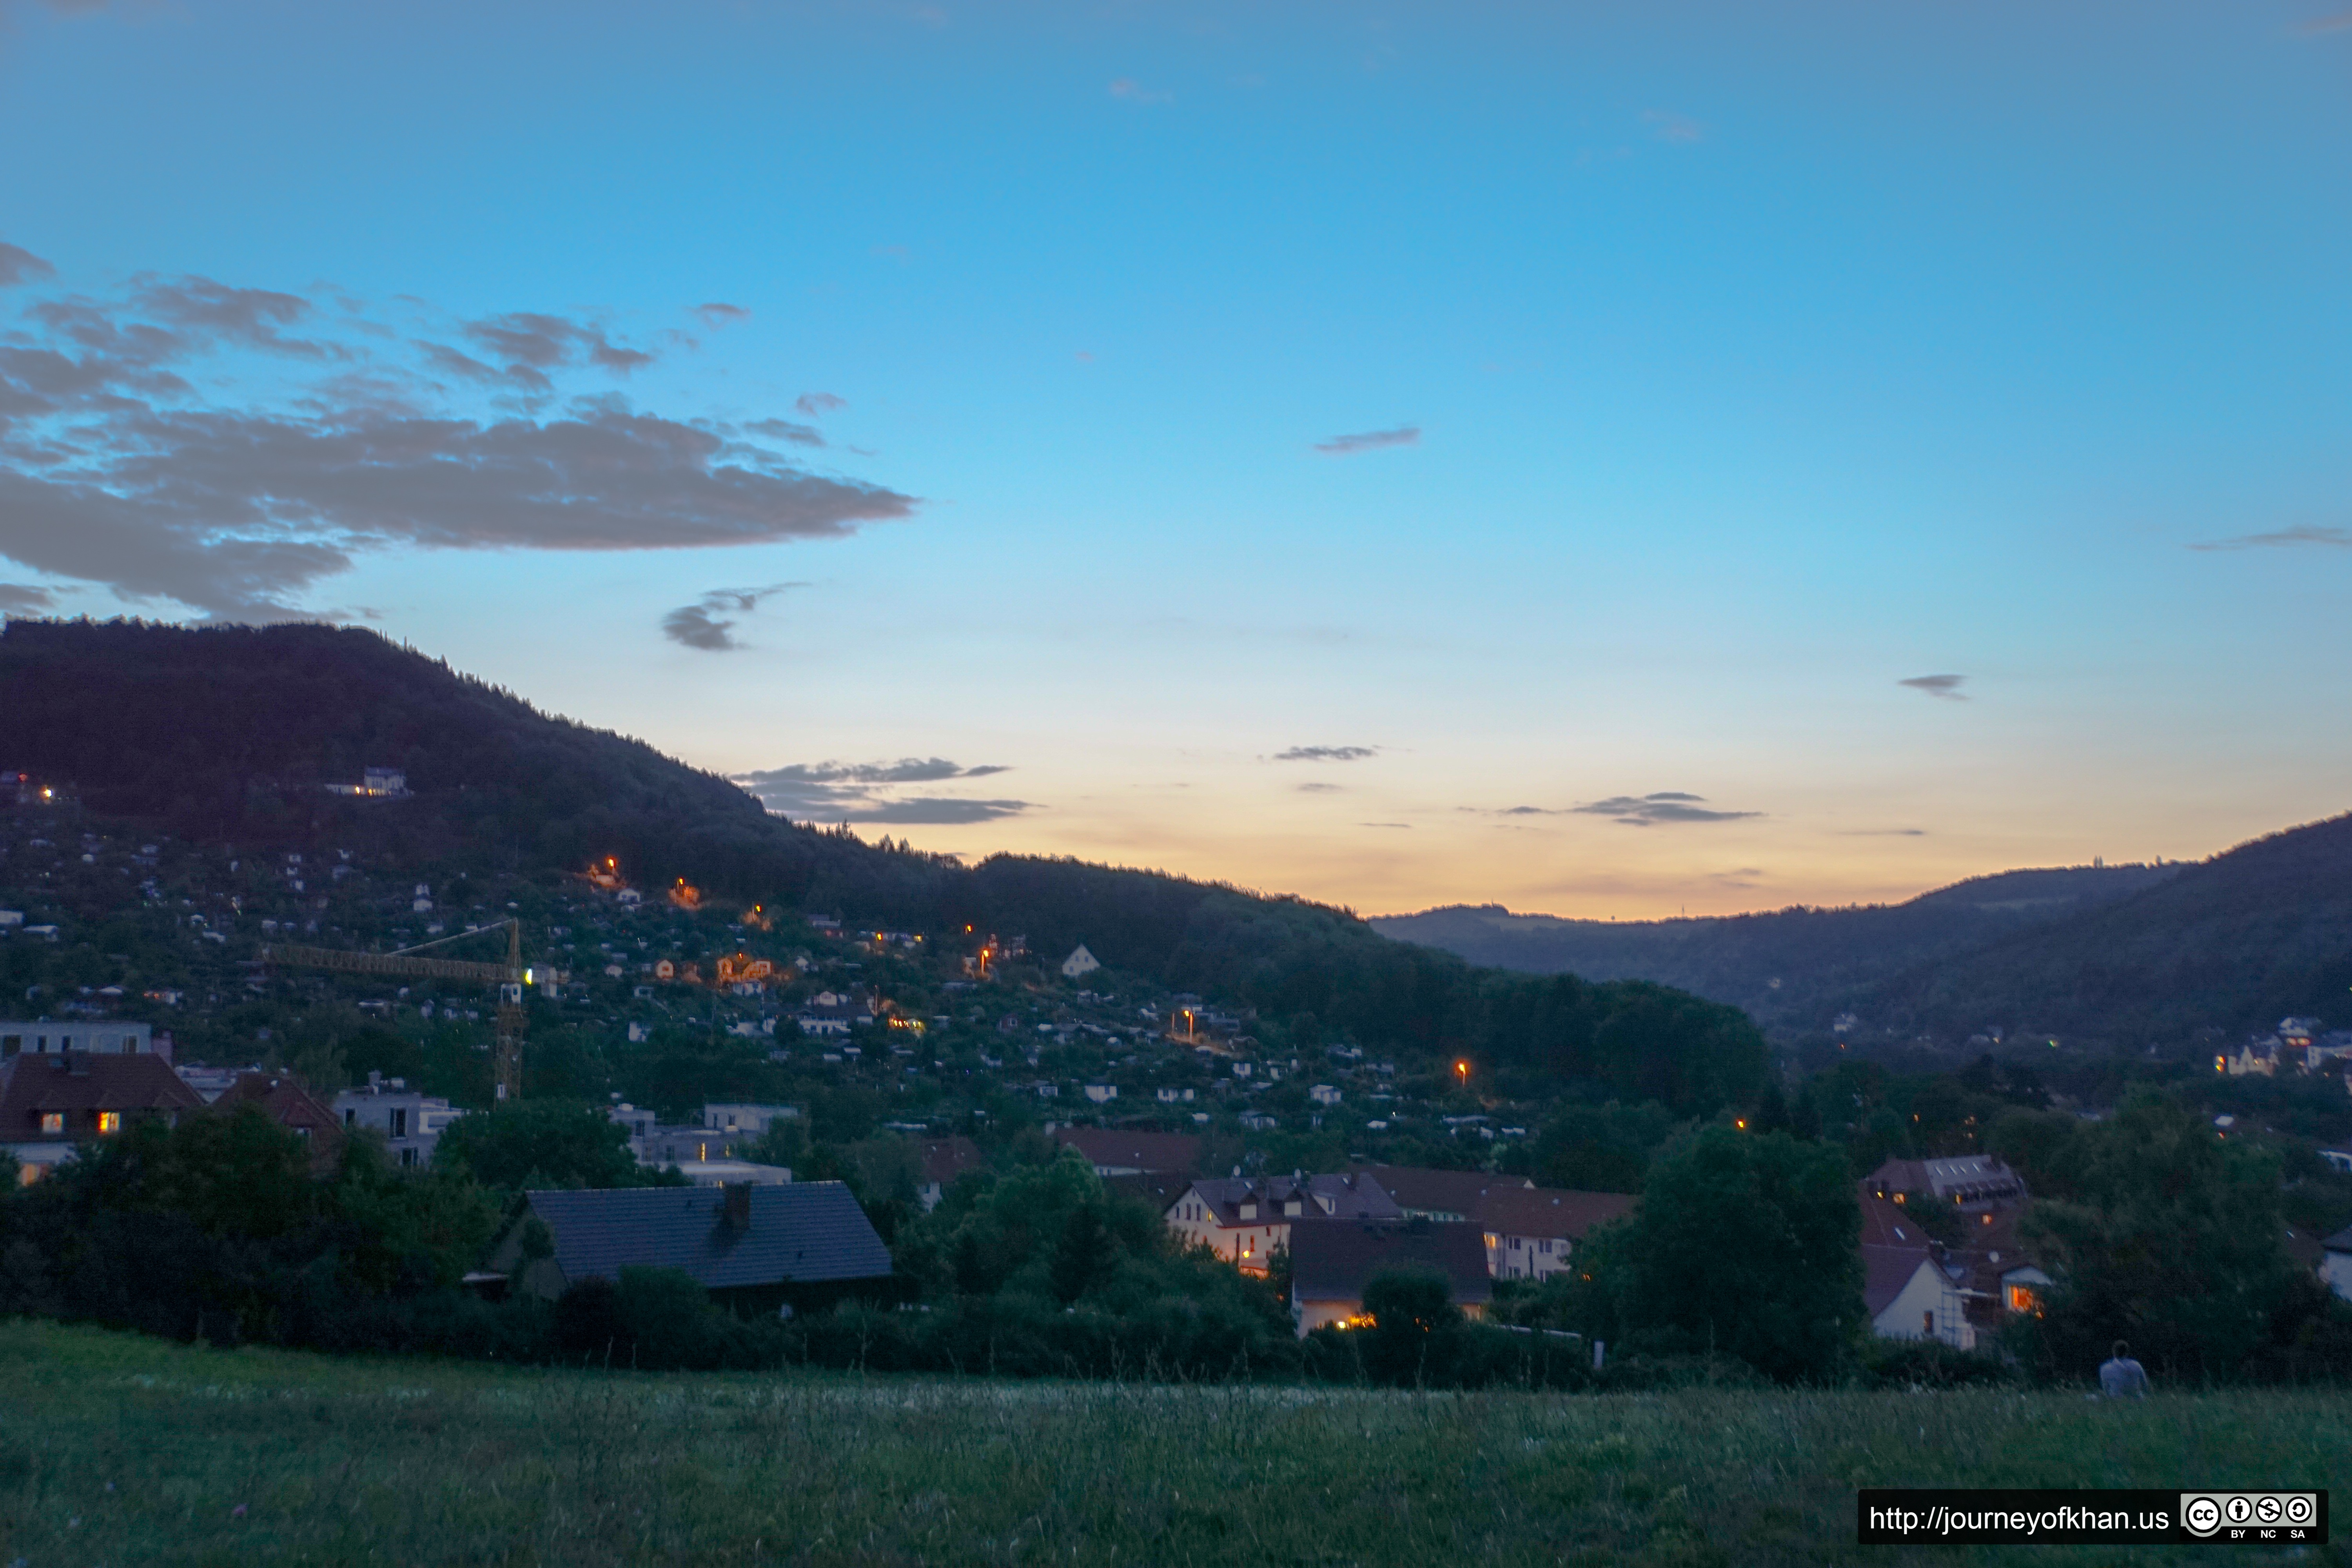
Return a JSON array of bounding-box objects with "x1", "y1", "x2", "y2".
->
[{"x1": 4, "y1": 1, "x2": 2350, "y2": 918}]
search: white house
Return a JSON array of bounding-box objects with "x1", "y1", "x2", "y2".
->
[
  {"x1": 1308, "y1": 1084, "x2": 1341, "y2": 1107},
  {"x1": 1164, "y1": 1172, "x2": 1402, "y2": 1275},
  {"x1": 333, "y1": 1074, "x2": 466, "y2": 1168},
  {"x1": 1860, "y1": 1192, "x2": 1975, "y2": 1349},
  {"x1": 1060, "y1": 944, "x2": 1101, "y2": 980},
  {"x1": 0, "y1": 1020, "x2": 162, "y2": 1059},
  {"x1": 2322, "y1": 1225, "x2": 2352, "y2": 1304},
  {"x1": 1083, "y1": 1083, "x2": 1118, "y2": 1104}
]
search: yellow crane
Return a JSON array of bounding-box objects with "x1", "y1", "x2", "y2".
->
[{"x1": 262, "y1": 920, "x2": 536, "y2": 1100}]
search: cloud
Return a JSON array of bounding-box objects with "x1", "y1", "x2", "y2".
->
[
  {"x1": 0, "y1": 243, "x2": 56, "y2": 289},
  {"x1": 1360, "y1": 821, "x2": 1412, "y2": 829},
  {"x1": 694, "y1": 303, "x2": 750, "y2": 328},
  {"x1": 2189, "y1": 524, "x2": 2352, "y2": 552},
  {"x1": 1109, "y1": 78, "x2": 1173, "y2": 103},
  {"x1": 794, "y1": 392, "x2": 848, "y2": 417},
  {"x1": 1643, "y1": 110, "x2": 1704, "y2": 144},
  {"x1": 1572, "y1": 793, "x2": 1761, "y2": 827},
  {"x1": 1840, "y1": 828, "x2": 1928, "y2": 837},
  {"x1": 733, "y1": 759, "x2": 1027, "y2": 822},
  {"x1": 1272, "y1": 745, "x2": 1376, "y2": 762},
  {"x1": 1314, "y1": 426, "x2": 1419, "y2": 456},
  {"x1": 1899, "y1": 674, "x2": 1967, "y2": 701},
  {"x1": 745, "y1": 417, "x2": 826, "y2": 448},
  {"x1": 0, "y1": 583, "x2": 54, "y2": 614},
  {"x1": 660, "y1": 582, "x2": 807, "y2": 651},
  {"x1": 1296, "y1": 782, "x2": 1343, "y2": 794},
  {"x1": 2301, "y1": 10, "x2": 2352, "y2": 33},
  {"x1": 0, "y1": 259, "x2": 918, "y2": 619}
]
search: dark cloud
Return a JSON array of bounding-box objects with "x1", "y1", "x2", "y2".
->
[
  {"x1": 1573, "y1": 793, "x2": 1760, "y2": 827},
  {"x1": 1313, "y1": 426, "x2": 1418, "y2": 456},
  {"x1": 745, "y1": 417, "x2": 826, "y2": 448},
  {"x1": 694, "y1": 303, "x2": 750, "y2": 327},
  {"x1": 1272, "y1": 745, "x2": 1376, "y2": 762},
  {"x1": 660, "y1": 583, "x2": 808, "y2": 651},
  {"x1": 2189, "y1": 524, "x2": 2352, "y2": 551},
  {"x1": 732, "y1": 759, "x2": 1026, "y2": 822},
  {"x1": 0, "y1": 583, "x2": 55, "y2": 613},
  {"x1": 0, "y1": 260, "x2": 919, "y2": 619},
  {"x1": 795, "y1": 392, "x2": 848, "y2": 417},
  {"x1": 1899, "y1": 674, "x2": 1967, "y2": 701},
  {"x1": 0, "y1": 243, "x2": 56, "y2": 289}
]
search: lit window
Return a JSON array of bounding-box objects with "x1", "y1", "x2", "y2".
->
[
  {"x1": 96, "y1": 1111, "x2": 122, "y2": 1134},
  {"x1": 2007, "y1": 1285, "x2": 2038, "y2": 1312},
  {"x1": 39, "y1": 1112, "x2": 64, "y2": 1134}
]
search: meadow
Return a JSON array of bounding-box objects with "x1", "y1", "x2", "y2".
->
[{"x1": 0, "y1": 1320, "x2": 2345, "y2": 1568}]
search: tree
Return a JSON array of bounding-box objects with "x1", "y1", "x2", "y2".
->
[
  {"x1": 1359, "y1": 1265, "x2": 1464, "y2": 1385},
  {"x1": 1620, "y1": 1124, "x2": 1861, "y2": 1382},
  {"x1": 1049, "y1": 1199, "x2": 1118, "y2": 1303},
  {"x1": 431, "y1": 1099, "x2": 643, "y2": 1192}
]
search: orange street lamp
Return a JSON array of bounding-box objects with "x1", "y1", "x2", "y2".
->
[{"x1": 1454, "y1": 1059, "x2": 1470, "y2": 1085}]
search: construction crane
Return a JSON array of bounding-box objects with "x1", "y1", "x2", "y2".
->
[{"x1": 262, "y1": 920, "x2": 535, "y2": 1100}]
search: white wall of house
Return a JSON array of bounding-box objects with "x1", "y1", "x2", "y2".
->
[
  {"x1": 2322, "y1": 1250, "x2": 2352, "y2": 1304},
  {"x1": 1486, "y1": 1232, "x2": 1573, "y2": 1280},
  {"x1": 1871, "y1": 1258, "x2": 1975, "y2": 1350}
]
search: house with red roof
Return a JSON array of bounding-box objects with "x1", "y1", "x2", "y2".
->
[{"x1": 0, "y1": 1050, "x2": 205, "y2": 1183}]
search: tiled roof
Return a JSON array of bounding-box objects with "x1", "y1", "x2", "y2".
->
[
  {"x1": 1050, "y1": 1126, "x2": 1201, "y2": 1174},
  {"x1": 1287, "y1": 1220, "x2": 1495, "y2": 1308},
  {"x1": 1470, "y1": 1186, "x2": 1634, "y2": 1242},
  {"x1": 0, "y1": 1052, "x2": 204, "y2": 1139},
  {"x1": 526, "y1": 1181, "x2": 892, "y2": 1292},
  {"x1": 1862, "y1": 1245, "x2": 1940, "y2": 1318},
  {"x1": 1348, "y1": 1165, "x2": 1533, "y2": 1219},
  {"x1": 919, "y1": 1135, "x2": 986, "y2": 1188},
  {"x1": 2320, "y1": 1223, "x2": 2352, "y2": 1255}
]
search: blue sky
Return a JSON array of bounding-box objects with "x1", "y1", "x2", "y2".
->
[{"x1": 3, "y1": 0, "x2": 2349, "y2": 916}]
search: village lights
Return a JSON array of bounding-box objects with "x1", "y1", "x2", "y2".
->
[{"x1": 1454, "y1": 1059, "x2": 1470, "y2": 1085}]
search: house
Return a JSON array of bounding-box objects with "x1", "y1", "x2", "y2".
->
[
  {"x1": 1859, "y1": 1160, "x2": 2044, "y2": 1341},
  {"x1": 1165, "y1": 1172, "x2": 1403, "y2": 1274},
  {"x1": 1082, "y1": 1084, "x2": 1118, "y2": 1104},
  {"x1": 210, "y1": 1071, "x2": 345, "y2": 1175},
  {"x1": 701, "y1": 1103, "x2": 798, "y2": 1140},
  {"x1": 0, "y1": 1019, "x2": 163, "y2": 1059},
  {"x1": 332, "y1": 1074, "x2": 467, "y2": 1169},
  {"x1": 917, "y1": 1135, "x2": 987, "y2": 1210},
  {"x1": 0, "y1": 1050, "x2": 206, "y2": 1182},
  {"x1": 2223, "y1": 1037, "x2": 2284, "y2": 1077},
  {"x1": 1858, "y1": 1190, "x2": 1973, "y2": 1349},
  {"x1": 1862, "y1": 1154, "x2": 2026, "y2": 1212},
  {"x1": 1060, "y1": 944, "x2": 1100, "y2": 980},
  {"x1": 795, "y1": 991, "x2": 870, "y2": 1037},
  {"x1": 1349, "y1": 1166, "x2": 1630, "y2": 1279},
  {"x1": 1287, "y1": 1219, "x2": 1495, "y2": 1337},
  {"x1": 480, "y1": 1181, "x2": 892, "y2": 1313},
  {"x1": 609, "y1": 1104, "x2": 757, "y2": 1168},
  {"x1": 1308, "y1": 1084, "x2": 1341, "y2": 1108},
  {"x1": 1048, "y1": 1125, "x2": 1201, "y2": 1178},
  {"x1": 2323, "y1": 1225, "x2": 2352, "y2": 1304}
]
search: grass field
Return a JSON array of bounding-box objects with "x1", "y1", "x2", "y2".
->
[{"x1": 0, "y1": 1321, "x2": 2346, "y2": 1567}]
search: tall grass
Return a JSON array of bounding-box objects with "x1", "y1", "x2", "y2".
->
[{"x1": 0, "y1": 1320, "x2": 2345, "y2": 1566}]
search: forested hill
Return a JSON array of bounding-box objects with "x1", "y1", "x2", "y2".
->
[
  {"x1": 1379, "y1": 815, "x2": 2352, "y2": 1047},
  {"x1": 1372, "y1": 864, "x2": 2177, "y2": 1031},
  {"x1": 0, "y1": 619, "x2": 1770, "y2": 1116}
]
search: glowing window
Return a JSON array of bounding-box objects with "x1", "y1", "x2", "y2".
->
[
  {"x1": 2007, "y1": 1285, "x2": 2038, "y2": 1312},
  {"x1": 39, "y1": 1112, "x2": 64, "y2": 1134},
  {"x1": 96, "y1": 1111, "x2": 122, "y2": 1134}
]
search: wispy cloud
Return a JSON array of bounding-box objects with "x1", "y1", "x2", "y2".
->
[
  {"x1": 693, "y1": 303, "x2": 750, "y2": 328},
  {"x1": 1296, "y1": 782, "x2": 1343, "y2": 794},
  {"x1": 1272, "y1": 745, "x2": 1376, "y2": 763},
  {"x1": 0, "y1": 583, "x2": 55, "y2": 614},
  {"x1": 1360, "y1": 822, "x2": 1412, "y2": 829},
  {"x1": 2189, "y1": 524, "x2": 2352, "y2": 552},
  {"x1": 1643, "y1": 110, "x2": 1705, "y2": 144},
  {"x1": 2300, "y1": 9, "x2": 2352, "y2": 33},
  {"x1": 1573, "y1": 792, "x2": 1760, "y2": 827},
  {"x1": 0, "y1": 247, "x2": 916, "y2": 619},
  {"x1": 795, "y1": 392, "x2": 847, "y2": 417},
  {"x1": 733, "y1": 759, "x2": 1028, "y2": 823},
  {"x1": 1109, "y1": 78, "x2": 1173, "y2": 104},
  {"x1": 1899, "y1": 674, "x2": 1967, "y2": 701},
  {"x1": 1840, "y1": 828, "x2": 1928, "y2": 837},
  {"x1": 660, "y1": 583, "x2": 806, "y2": 652},
  {"x1": 1314, "y1": 426, "x2": 1419, "y2": 456}
]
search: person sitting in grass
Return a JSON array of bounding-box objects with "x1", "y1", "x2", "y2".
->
[{"x1": 2099, "y1": 1339, "x2": 2151, "y2": 1399}]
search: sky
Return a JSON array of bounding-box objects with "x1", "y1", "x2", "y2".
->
[{"x1": 3, "y1": 0, "x2": 2350, "y2": 920}]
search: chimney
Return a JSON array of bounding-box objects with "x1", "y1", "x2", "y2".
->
[{"x1": 722, "y1": 1182, "x2": 752, "y2": 1232}]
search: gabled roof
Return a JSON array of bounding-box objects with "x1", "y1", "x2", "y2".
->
[
  {"x1": 1864, "y1": 1155, "x2": 2026, "y2": 1206},
  {"x1": 1178, "y1": 1173, "x2": 1403, "y2": 1227},
  {"x1": 211, "y1": 1072, "x2": 344, "y2": 1171},
  {"x1": 1050, "y1": 1125, "x2": 1201, "y2": 1174},
  {"x1": 919, "y1": 1135, "x2": 985, "y2": 1188},
  {"x1": 0, "y1": 1052, "x2": 204, "y2": 1138},
  {"x1": 1348, "y1": 1165, "x2": 1533, "y2": 1220},
  {"x1": 1287, "y1": 1220, "x2": 1494, "y2": 1308},
  {"x1": 1862, "y1": 1246, "x2": 1942, "y2": 1318},
  {"x1": 2321, "y1": 1224, "x2": 2352, "y2": 1256},
  {"x1": 1470, "y1": 1186, "x2": 1635, "y2": 1242},
  {"x1": 525, "y1": 1181, "x2": 892, "y2": 1292}
]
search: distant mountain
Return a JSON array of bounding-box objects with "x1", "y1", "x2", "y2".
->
[
  {"x1": 1377, "y1": 817, "x2": 2352, "y2": 1046},
  {"x1": 1371, "y1": 865, "x2": 2177, "y2": 1031}
]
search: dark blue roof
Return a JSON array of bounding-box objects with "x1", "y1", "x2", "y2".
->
[{"x1": 526, "y1": 1182, "x2": 893, "y2": 1290}]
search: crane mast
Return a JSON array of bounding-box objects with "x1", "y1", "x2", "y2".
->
[{"x1": 263, "y1": 920, "x2": 530, "y2": 1100}]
